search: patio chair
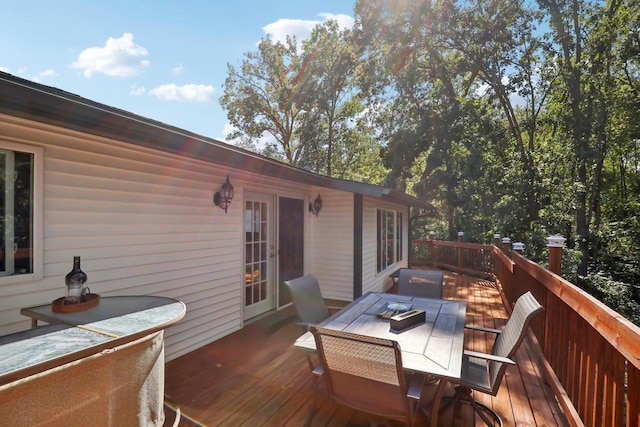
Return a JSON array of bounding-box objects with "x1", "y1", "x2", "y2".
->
[
  {"x1": 284, "y1": 274, "x2": 340, "y2": 330},
  {"x1": 438, "y1": 291, "x2": 544, "y2": 426},
  {"x1": 397, "y1": 269, "x2": 444, "y2": 299},
  {"x1": 309, "y1": 326, "x2": 425, "y2": 426}
]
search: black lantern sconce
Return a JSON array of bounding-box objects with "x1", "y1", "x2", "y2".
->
[
  {"x1": 213, "y1": 175, "x2": 234, "y2": 213},
  {"x1": 308, "y1": 193, "x2": 323, "y2": 216}
]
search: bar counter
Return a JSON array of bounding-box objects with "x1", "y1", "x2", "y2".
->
[{"x1": 0, "y1": 295, "x2": 186, "y2": 426}]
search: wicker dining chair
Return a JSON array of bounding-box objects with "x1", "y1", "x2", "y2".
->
[
  {"x1": 438, "y1": 291, "x2": 544, "y2": 426},
  {"x1": 397, "y1": 269, "x2": 444, "y2": 299},
  {"x1": 309, "y1": 326, "x2": 425, "y2": 426}
]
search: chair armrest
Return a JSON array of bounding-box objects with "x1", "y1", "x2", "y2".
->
[
  {"x1": 464, "y1": 324, "x2": 502, "y2": 334},
  {"x1": 296, "y1": 321, "x2": 314, "y2": 331},
  {"x1": 464, "y1": 349, "x2": 516, "y2": 365}
]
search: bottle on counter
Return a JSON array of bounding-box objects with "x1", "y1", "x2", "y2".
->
[{"x1": 65, "y1": 256, "x2": 88, "y2": 304}]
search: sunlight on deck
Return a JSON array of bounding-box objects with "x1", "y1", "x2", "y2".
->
[{"x1": 164, "y1": 272, "x2": 569, "y2": 426}]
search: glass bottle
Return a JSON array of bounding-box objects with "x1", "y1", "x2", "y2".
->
[{"x1": 65, "y1": 256, "x2": 88, "y2": 304}]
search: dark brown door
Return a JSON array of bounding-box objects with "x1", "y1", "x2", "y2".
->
[{"x1": 278, "y1": 197, "x2": 304, "y2": 307}]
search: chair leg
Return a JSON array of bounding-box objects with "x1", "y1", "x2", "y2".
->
[
  {"x1": 306, "y1": 356, "x2": 325, "y2": 427},
  {"x1": 439, "y1": 385, "x2": 503, "y2": 427}
]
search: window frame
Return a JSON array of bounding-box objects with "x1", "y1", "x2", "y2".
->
[
  {"x1": 0, "y1": 140, "x2": 43, "y2": 284},
  {"x1": 376, "y1": 208, "x2": 404, "y2": 273}
]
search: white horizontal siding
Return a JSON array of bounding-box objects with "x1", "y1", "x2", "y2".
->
[
  {"x1": 0, "y1": 117, "x2": 246, "y2": 361},
  {"x1": 306, "y1": 189, "x2": 353, "y2": 301},
  {"x1": 0, "y1": 114, "x2": 414, "y2": 363},
  {"x1": 361, "y1": 197, "x2": 408, "y2": 294}
]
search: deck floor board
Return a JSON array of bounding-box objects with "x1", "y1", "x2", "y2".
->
[{"x1": 165, "y1": 272, "x2": 569, "y2": 426}]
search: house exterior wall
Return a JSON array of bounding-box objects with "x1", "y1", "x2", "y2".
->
[
  {"x1": 0, "y1": 115, "x2": 244, "y2": 361},
  {"x1": 361, "y1": 197, "x2": 409, "y2": 294},
  {"x1": 305, "y1": 189, "x2": 354, "y2": 302},
  {"x1": 0, "y1": 112, "x2": 415, "y2": 362},
  {"x1": 305, "y1": 191, "x2": 410, "y2": 300},
  {"x1": 0, "y1": 115, "x2": 316, "y2": 361}
]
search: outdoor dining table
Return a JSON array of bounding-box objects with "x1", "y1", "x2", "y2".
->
[{"x1": 294, "y1": 291, "x2": 467, "y2": 427}]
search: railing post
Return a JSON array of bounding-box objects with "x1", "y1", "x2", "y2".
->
[
  {"x1": 513, "y1": 242, "x2": 524, "y2": 255},
  {"x1": 547, "y1": 235, "x2": 566, "y2": 275},
  {"x1": 493, "y1": 233, "x2": 501, "y2": 247},
  {"x1": 429, "y1": 231, "x2": 435, "y2": 268},
  {"x1": 501, "y1": 237, "x2": 511, "y2": 256},
  {"x1": 457, "y1": 231, "x2": 464, "y2": 269}
]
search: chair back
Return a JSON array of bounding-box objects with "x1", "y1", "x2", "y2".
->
[
  {"x1": 284, "y1": 275, "x2": 331, "y2": 326},
  {"x1": 309, "y1": 326, "x2": 414, "y2": 423},
  {"x1": 398, "y1": 269, "x2": 444, "y2": 299},
  {"x1": 488, "y1": 291, "x2": 543, "y2": 392}
]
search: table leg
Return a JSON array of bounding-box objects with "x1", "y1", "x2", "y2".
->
[
  {"x1": 31, "y1": 319, "x2": 37, "y2": 328},
  {"x1": 429, "y1": 378, "x2": 449, "y2": 427}
]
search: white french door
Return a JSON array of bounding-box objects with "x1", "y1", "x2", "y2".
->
[{"x1": 243, "y1": 193, "x2": 276, "y2": 320}]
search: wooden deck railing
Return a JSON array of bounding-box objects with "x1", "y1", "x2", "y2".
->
[
  {"x1": 412, "y1": 239, "x2": 640, "y2": 427},
  {"x1": 411, "y1": 238, "x2": 494, "y2": 278}
]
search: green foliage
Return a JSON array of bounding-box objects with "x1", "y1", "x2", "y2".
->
[
  {"x1": 590, "y1": 212, "x2": 640, "y2": 286},
  {"x1": 352, "y1": 0, "x2": 640, "y2": 323},
  {"x1": 221, "y1": 0, "x2": 640, "y2": 324},
  {"x1": 585, "y1": 272, "x2": 640, "y2": 326}
]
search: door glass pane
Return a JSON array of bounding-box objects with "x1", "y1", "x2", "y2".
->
[
  {"x1": 244, "y1": 200, "x2": 269, "y2": 308},
  {"x1": 245, "y1": 286, "x2": 252, "y2": 305}
]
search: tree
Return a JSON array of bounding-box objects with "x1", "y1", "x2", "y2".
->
[
  {"x1": 536, "y1": 0, "x2": 638, "y2": 282},
  {"x1": 296, "y1": 20, "x2": 361, "y2": 177},
  {"x1": 353, "y1": 0, "x2": 545, "y2": 236},
  {"x1": 220, "y1": 36, "x2": 310, "y2": 164},
  {"x1": 220, "y1": 21, "x2": 385, "y2": 180}
]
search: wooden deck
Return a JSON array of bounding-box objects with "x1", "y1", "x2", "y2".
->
[{"x1": 164, "y1": 272, "x2": 570, "y2": 426}]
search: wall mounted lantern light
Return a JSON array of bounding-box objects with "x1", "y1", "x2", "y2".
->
[
  {"x1": 308, "y1": 193, "x2": 323, "y2": 216},
  {"x1": 213, "y1": 175, "x2": 234, "y2": 213}
]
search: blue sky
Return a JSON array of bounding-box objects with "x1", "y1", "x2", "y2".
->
[{"x1": 1, "y1": 1, "x2": 355, "y2": 142}]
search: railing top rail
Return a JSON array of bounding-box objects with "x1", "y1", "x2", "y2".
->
[{"x1": 413, "y1": 239, "x2": 494, "y2": 250}]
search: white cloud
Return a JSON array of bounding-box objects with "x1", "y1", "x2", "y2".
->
[
  {"x1": 129, "y1": 83, "x2": 146, "y2": 96},
  {"x1": 318, "y1": 13, "x2": 354, "y2": 30},
  {"x1": 262, "y1": 13, "x2": 353, "y2": 45},
  {"x1": 39, "y1": 69, "x2": 55, "y2": 77},
  {"x1": 172, "y1": 64, "x2": 184, "y2": 75},
  {"x1": 223, "y1": 122, "x2": 275, "y2": 151},
  {"x1": 148, "y1": 83, "x2": 214, "y2": 102},
  {"x1": 473, "y1": 76, "x2": 526, "y2": 107},
  {"x1": 71, "y1": 33, "x2": 149, "y2": 77},
  {"x1": 222, "y1": 122, "x2": 237, "y2": 139},
  {"x1": 474, "y1": 82, "x2": 491, "y2": 98},
  {"x1": 1, "y1": 67, "x2": 56, "y2": 82},
  {"x1": 263, "y1": 19, "x2": 317, "y2": 45},
  {"x1": 32, "y1": 69, "x2": 56, "y2": 83}
]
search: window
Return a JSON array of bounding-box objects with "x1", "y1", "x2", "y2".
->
[
  {"x1": 377, "y1": 209, "x2": 404, "y2": 273},
  {"x1": 0, "y1": 145, "x2": 37, "y2": 277},
  {"x1": 397, "y1": 212, "x2": 403, "y2": 261}
]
